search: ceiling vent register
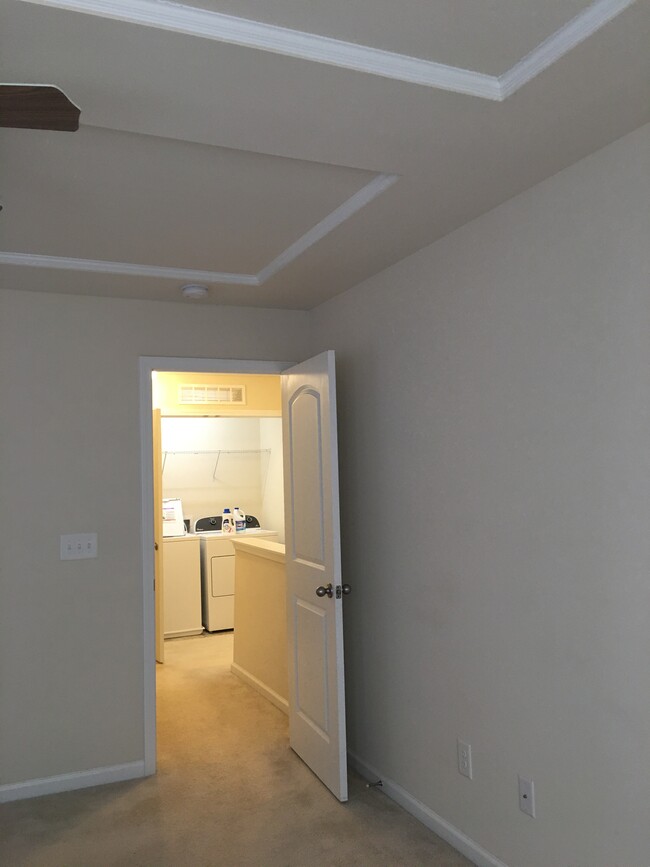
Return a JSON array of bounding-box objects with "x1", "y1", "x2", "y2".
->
[{"x1": 178, "y1": 384, "x2": 246, "y2": 405}]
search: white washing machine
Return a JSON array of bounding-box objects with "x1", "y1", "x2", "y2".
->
[{"x1": 199, "y1": 528, "x2": 278, "y2": 632}]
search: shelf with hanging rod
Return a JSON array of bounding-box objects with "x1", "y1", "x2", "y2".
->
[{"x1": 161, "y1": 449, "x2": 272, "y2": 485}]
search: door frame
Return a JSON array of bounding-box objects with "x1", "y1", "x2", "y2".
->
[{"x1": 139, "y1": 356, "x2": 293, "y2": 774}]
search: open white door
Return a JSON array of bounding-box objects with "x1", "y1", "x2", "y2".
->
[{"x1": 282, "y1": 350, "x2": 348, "y2": 802}]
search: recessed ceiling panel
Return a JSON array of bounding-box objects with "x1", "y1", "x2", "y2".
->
[
  {"x1": 192, "y1": 0, "x2": 595, "y2": 74},
  {"x1": 0, "y1": 126, "x2": 376, "y2": 273}
]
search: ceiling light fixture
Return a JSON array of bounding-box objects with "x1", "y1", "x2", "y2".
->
[{"x1": 181, "y1": 283, "x2": 209, "y2": 300}]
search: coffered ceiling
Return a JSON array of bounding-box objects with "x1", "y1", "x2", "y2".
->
[{"x1": 1, "y1": 0, "x2": 649, "y2": 308}]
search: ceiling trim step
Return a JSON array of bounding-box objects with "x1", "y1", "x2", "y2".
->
[
  {"x1": 0, "y1": 173, "x2": 399, "y2": 286},
  {"x1": 499, "y1": 0, "x2": 638, "y2": 98},
  {"x1": 18, "y1": 0, "x2": 636, "y2": 100},
  {"x1": 0, "y1": 251, "x2": 260, "y2": 285}
]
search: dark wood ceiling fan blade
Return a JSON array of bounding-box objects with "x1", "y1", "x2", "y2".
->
[{"x1": 0, "y1": 85, "x2": 80, "y2": 131}]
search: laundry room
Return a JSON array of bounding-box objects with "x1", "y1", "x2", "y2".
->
[
  {"x1": 155, "y1": 371, "x2": 285, "y2": 539},
  {"x1": 151, "y1": 370, "x2": 286, "y2": 670}
]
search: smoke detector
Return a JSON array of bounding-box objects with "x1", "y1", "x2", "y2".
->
[{"x1": 181, "y1": 284, "x2": 209, "y2": 300}]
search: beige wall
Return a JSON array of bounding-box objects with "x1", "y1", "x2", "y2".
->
[
  {"x1": 259, "y1": 418, "x2": 285, "y2": 542},
  {"x1": 160, "y1": 416, "x2": 280, "y2": 534},
  {"x1": 232, "y1": 542, "x2": 288, "y2": 707},
  {"x1": 0, "y1": 289, "x2": 309, "y2": 786},
  {"x1": 312, "y1": 123, "x2": 650, "y2": 867}
]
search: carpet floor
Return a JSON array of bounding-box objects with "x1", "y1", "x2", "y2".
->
[{"x1": 0, "y1": 633, "x2": 471, "y2": 866}]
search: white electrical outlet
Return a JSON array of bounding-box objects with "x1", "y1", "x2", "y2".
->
[
  {"x1": 518, "y1": 775, "x2": 535, "y2": 817},
  {"x1": 60, "y1": 533, "x2": 98, "y2": 560},
  {"x1": 457, "y1": 739, "x2": 473, "y2": 779}
]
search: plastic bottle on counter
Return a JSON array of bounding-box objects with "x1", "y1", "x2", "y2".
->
[
  {"x1": 234, "y1": 507, "x2": 246, "y2": 533},
  {"x1": 221, "y1": 508, "x2": 234, "y2": 534}
]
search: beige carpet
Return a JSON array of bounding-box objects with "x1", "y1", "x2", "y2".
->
[{"x1": 0, "y1": 633, "x2": 471, "y2": 866}]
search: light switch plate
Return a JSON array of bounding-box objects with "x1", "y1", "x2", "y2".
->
[{"x1": 60, "y1": 533, "x2": 98, "y2": 560}]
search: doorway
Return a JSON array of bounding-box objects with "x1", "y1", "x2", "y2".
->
[
  {"x1": 140, "y1": 352, "x2": 348, "y2": 802},
  {"x1": 140, "y1": 357, "x2": 292, "y2": 775}
]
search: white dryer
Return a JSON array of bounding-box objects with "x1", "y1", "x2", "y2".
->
[{"x1": 199, "y1": 528, "x2": 278, "y2": 632}]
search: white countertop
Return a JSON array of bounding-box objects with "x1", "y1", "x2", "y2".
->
[
  {"x1": 232, "y1": 538, "x2": 285, "y2": 563},
  {"x1": 193, "y1": 528, "x2": 277, "y2": 539},
  {"x1": 162, "y1": 534, "x2": 200, "y2": 544}
]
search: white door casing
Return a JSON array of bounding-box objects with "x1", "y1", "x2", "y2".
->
[
  {"x1": 140, "y1": 354, "x2": 347, "y2": 797},
  {"x1": 282, "y1": 350, "x2": 348, "y2": 802},
  {"x1": 152, "y1": 408, "x2": 165, "y2": 664}
]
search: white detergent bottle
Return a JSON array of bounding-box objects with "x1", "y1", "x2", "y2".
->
[
  {"x1": 234, "y1": 507, "x2": 246, "y2": 532},
  {"x1": 221, "y1": 508, "x2": 233, "y2": 534}
]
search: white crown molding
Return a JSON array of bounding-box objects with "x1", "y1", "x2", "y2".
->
[
  {"x1": 499, "y1": 0, "x2": 637, "y2": 98},
  {"x1": 19, "y1": 0, "x2": 501, "y2": 100},
  {"x1": 0, "y1": 173, "x2": 399, "y2": 287},
  {"x1": 19, "y1": 0, "x2": 636, "y2": 101},
  {"x1": 0, "y1": 251, "x2": 260, "y2": 285}
]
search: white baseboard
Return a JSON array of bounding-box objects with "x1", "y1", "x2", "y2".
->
[
  {"x1": 0, "y1": 760, "x2": 147, "y2": 803},
  {"x1": 348, "y1": 752, "x2": 508, "y2": 867},
  {"x1": 231, "y1": 662, "x2": 289, "y2": 715}
]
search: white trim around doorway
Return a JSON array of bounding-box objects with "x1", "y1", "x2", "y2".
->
[{"x1": 139, "y1": 356, "x2": 293, "y2": 775}]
